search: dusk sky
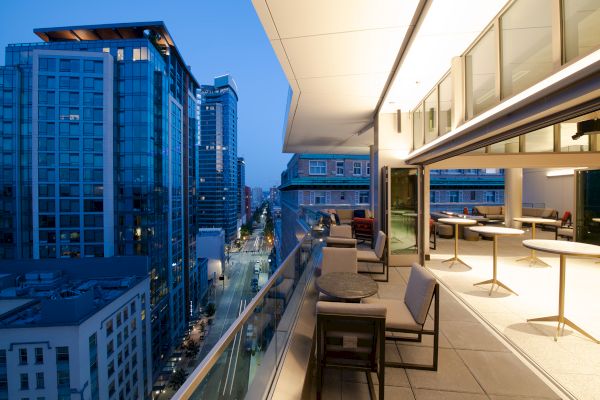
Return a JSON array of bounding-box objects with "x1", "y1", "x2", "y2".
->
[{"x1": 0, "y1": 0, "x2": 291, "y2": 189}]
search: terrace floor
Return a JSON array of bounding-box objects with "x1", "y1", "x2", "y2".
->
[
  {"x1": 427, "y1": 228, "x2": 600, "y2": 400},
  {"x1": 302, "y1": 254, "x2": 563, "y2": 400}
]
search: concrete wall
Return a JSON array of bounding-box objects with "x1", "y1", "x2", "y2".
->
[{"x1": 523, "y1": 168, "x2": 575, "y2": 215}]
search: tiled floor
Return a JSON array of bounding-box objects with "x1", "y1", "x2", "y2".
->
[
  {"x1": 306, "y1": 263, "x2": 562, "y2": 400},
  {"x1": 427, "y1": 228, "x2": 600, "y2": 400}
]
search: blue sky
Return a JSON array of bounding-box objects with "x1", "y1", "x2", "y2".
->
[{"x1": 0, "y1": 0, "x2": 291, "y2": 189}]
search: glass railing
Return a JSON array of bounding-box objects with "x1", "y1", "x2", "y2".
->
[{"x1": 173, "y1": 227, "x2": 321, "y2": 399}]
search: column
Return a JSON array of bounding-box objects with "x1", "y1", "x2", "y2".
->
[{"x1": 504, "y1": 168, "x2": 523, "y2": 228}]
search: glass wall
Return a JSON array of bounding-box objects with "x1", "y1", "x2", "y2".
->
[
  {"x1": 489, "y1": 137, "x2": 519, "y2": 153},
  {"x1": 501, "y1": 0, "x2": 553, "y2": 98},
  {"x1": 439, "y1": 74, "x2": 452, "y2": 135},
  {"x1": 560, "y1": 122, "x2": 590, "y2": 151},
  {"x1": 424, "y1": 88, "x2": 438, "y2": 144},
  {"x1": 575, "y1": 169, "x2": 600, "y2": 244},
  {"x1": 389, "y1": 168, "x2": 418, "y2": 255},
  {"x1": 412, "y1": 104, "x2": 424, "y2": 150},
  {"x1": 523, "y1": 126, "x2": 554, "y2": 152},
  {"x1": 563, "y1": 0, "x2": 600, "y2": 62},
  {"x1": 466, "y1": 27, "x2": 497, "y2": 119}
]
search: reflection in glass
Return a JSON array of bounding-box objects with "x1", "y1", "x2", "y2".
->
[
  {"x1": 560, "y1": 122, "x2": 590, "y2": 151},
  {"x1": 439, "y1": 74, "x2": 452, "y2": 135},
  {"x1": 412, "y1": 105, "x2": 424, "y2": 150},
  {"x1": 575, "y1": 169, "x2": 600, "y2": 244},
  {"x1": 389, "y1": 168, "x2": 418, "y2": 255},
  {"x1": 424, "y1": 89, "x2": 438, "y2": 143},
  {"x1": 501, "y1": 0, "x2": 553, "y2": 98},
  {"x1": 563, "y1": 0, "x2": 600, "y2": 62},
  {"x1": 466, "y1": 28, "x2": 497, "y2": 118},
  {"x1": 489, "y1": 137, "x2": 519, "y2": 153},
  {"x1": 524, "y1": 126, "x2": 553, "y2": 152}
]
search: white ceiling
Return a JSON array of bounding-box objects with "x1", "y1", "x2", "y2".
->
[{"x1": 252, "y1": 0, "x2": 510, "y2": 154}]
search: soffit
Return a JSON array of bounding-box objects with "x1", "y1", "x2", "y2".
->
[{"x1": 252, "y1": 0, "x2": 420, "y2": 154}]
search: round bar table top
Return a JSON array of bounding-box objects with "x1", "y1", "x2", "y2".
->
[
  {"x1": 438, "y1": 218, "x2": 477, "y2": 226},
  {"x1": 513, "y1": 217, "x2": 557, "y2": 224},
  {"x1": 592, "y1": 218, "x2": 600, "y2": 223},
  {"x1": 316, "y1": 272, "x2": 378, "y2": 300},
  {"x1": 470, "y1": 226, "x2": 524, "y2": 236},
  {"x1": 522, "y1": 239, "x2": 600, "y2": 257}
]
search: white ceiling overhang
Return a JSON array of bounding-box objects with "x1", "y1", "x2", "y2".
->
[{"x1": 252, "y1": 0, "x2": 510, "y2": 155}]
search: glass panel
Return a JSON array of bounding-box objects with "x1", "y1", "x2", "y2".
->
[
  {"x1": 412, "y1": 105, "x2": 424, "y2": 150},
  {"x1": 389, "y1": 168, "x2": 418, "y2": 255},
  {"x1": 466, "y1": 27, "x2": 497, "y2": 118},
  {"x1": 560, "y1": 122, "x2": 590, "y2": 151},
  {"x1": 424, "y1": 89, "x2": 438, "y2": 143},
  {"x1": 439, "y1": 74, "x2": 452, "y2": 135},
  {"x1": 501, "y1": 0, "x2": 553, "y2": 98},
  {"x1": 563, "y1": 0, "x2": 600, "y2": 62},
  {"x1": 488, "y1": 137, "x2": 519, "y2": 153},
  {"x1": 575, "y1": 169, "x2": 600, "y2": 244},
  {"x1": 524, "y1": 126, "x2": 554, "y2": 152}
]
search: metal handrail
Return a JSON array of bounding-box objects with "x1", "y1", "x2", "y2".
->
[{"x1": 173, "y1": 238, "x2": 308, "y2": 399}]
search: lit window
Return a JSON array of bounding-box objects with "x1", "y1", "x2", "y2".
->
[
  {"x1": 133, "y1": 48, "x2": 140, "y2": 61},
  {"x1": 309, "y1": 161, "x2": 326, "y2": 175},
  {"x1": 353, "y1": 162, "x2": 362, "y2": 175},
  {"x1": 117, "y1": 48, "x2": 124, "y2": 62},
  {"x1": 102, "y1": 47, "x2": 110, "y2": 53}
]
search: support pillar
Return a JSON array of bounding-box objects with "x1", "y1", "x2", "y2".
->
[{"x1": 504, "y1": 168, "x2": 523, "y2": 228}]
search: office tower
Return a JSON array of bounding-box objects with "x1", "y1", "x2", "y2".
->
[
  {"x1": 0, "y1": 22, "x2": 200, "y2": 375},
  {"x1": 244, "y1": 186, "x2": 252, "y2": 222},
  {"x1": 237, "y1": 157, "x2": 246, "y2": 225},
  {"x1": 0, "y1": 257, "x2": 151, "y2": 399},
  {"x1": 251, "y1": 187, "x2": 264, "y2": 209},
  {"x1": 198, "y1": 75, "x2": 239, "y2": 242}
]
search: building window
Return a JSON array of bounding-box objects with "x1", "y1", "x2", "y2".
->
[
  {"x1": 336, "y1": 161, "x2": 344, "y2": 176},
  {"x1": 35, "y1": 347, "x2": 43, "y2": 364},
  {"x1": 57, "y1": 370, "x2": 70, "y2": 389},
  {"x1": 116, "y1": 48, "x2": 124, "y2": 61},
  {"x1": 107, "y1": 340, "x2": 114, "y2": 357},
  {"x1": 309, "y1": 161, "x2": 326, "y2": 175},
  {"x1": 353, "y1": 162, "x2": 362, "y2": 175},
  {"x1": 19, "y1": 348, "x2": 27, "y2": 364},
  {"x1": 449, "y1": 191, "x2": 459, "y2": 202},
  {"x1": 366, "y1": 162, "x2": 370, "y2": 176},
  {"x1": 358, "y1": 191, "x2": 369, "y2": 204},
  {"x1": 106, "y1": 319, "x2": 113, "y2": 335},
  {"x1": 36, "y1": 372, "x2": 44, "y2": 389},
  {"x1": 312, "y1": 191, "x2": 326, "y2": 204},
  {"x1": 20, "y1": 373, "x2": 29, "y2": 390},
  {"x1": 430, "y1": 191, "x2": 439, "y2": 203},
  {"x1": 485, "y1": 191, "x2": 497, "y2": 203},
  {"x1": 469, "y1": 191, "x2": 477, "y2": 201}
]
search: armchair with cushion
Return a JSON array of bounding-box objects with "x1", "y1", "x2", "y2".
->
[
  {"x1": 363, "y1": 263, "x2": 439, "y2": 371},
  {"x1": 316, "y1": 301, "x2": 386, "y2": 400},
  {"x1": 325, "y1": 225, "x2": 357, "y2": 248},
  {"x1": 554, "y1": 211, "x2": 573, "y2": 240},
  {"x1": 473, "y1": 205, "x2": 504, "y2": 220},
  {"x1": 357, "y1": 231, "x2": 388, "y2": 282},
  {"x1": 318, "y1": 247, "x2": 358, "y2": 301}
]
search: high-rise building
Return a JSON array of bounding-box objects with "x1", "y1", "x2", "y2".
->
[
  {"x1": 251, "y1": 187, "x2": 264, "y2": 209},
  {"x1": 0, "y1": 22, "x2": 201, "y2": 375},
  {"x1": 198, "y1": 75, "x2": 239, "y2": 242},
  {"x1": 237, "y1": 157, "x2": 246, "y2": 225},
  {"x1": 244, "y1": 186, "x2": 252, "y2": 222},
  {"x1": 0, "y1": 257, "x2": 152, "y2": 399}
]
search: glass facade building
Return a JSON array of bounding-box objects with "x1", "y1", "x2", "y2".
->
[
  {"x1": 198, "y1": 75, "x2": 239, "y2": 242},
  {"x1": 0, "y1": 22, "x2": 201, "y2": 376}
]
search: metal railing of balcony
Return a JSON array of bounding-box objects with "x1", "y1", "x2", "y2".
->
[{"x1": 173, "y1": 224, "x2": 323, "y2": 399}]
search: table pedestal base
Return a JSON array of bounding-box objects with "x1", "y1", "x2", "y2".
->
[
  {"x1": 474, "y1": 278, "x2": 518, "y2": 296},
  {"x1": 516, "y1": 253, "x2": 550, "y2": 267},
  {"x1": 527, "y1": 315, "x2": 600, "y2": 344},
  {"x1": 442, "y1": 256, "x2": 470, "y2": 268}
]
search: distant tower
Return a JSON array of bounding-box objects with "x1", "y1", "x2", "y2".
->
[{"x1": 198, "y1": 75, "x2": 239, "y2": 241}]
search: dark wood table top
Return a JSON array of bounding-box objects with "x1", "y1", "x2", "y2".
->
[{"x1": 316, "y1": 272, "x2": 378, "y2": 300}]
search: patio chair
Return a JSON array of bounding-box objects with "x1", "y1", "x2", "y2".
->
[
  {"x1": 318, "y1": 247, "x2": 358, "y2": 301},
  {"x1": 553, "y1": 211, "x2": 573, "y2": 240},
  {"x1": 363, "y1": 263, "x2": 439, "y2": 371},
  {"x1": 325, "y1": 225, "x2": 357, "y2": 248},
  {"x1": 357, "y1": 231, "x2": 388, "y2": 282},
  {"x1": 316, "y1": 301, "x2": 386, "y2": 400}
]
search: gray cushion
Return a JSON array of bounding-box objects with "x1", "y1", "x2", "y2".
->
[
  {"x1": 325, "y1": 237, "x2": 357, "y2": 248},
  {"x1": 362, "y1": 297, "x2": 421, "y2": 331},
  {"x1": 404, "y1": 263, "x2": 436, "y2": 325},
  {"x1": 321, "y1": 247, "x2": 357, "y2": 274},
  {"x1": 330, "y1": 224, "x2": 353, "y2": 238},
  {"x1": 317, "y1": 301, "x2": 386, "y2": 318},
  {"x1": 357, "y1": 249, "x2": 379, "y2": 262}
]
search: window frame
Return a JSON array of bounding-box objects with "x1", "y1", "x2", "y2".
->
[
  {"x1": 308, "y1": 160, "x2": 327, "y2": 176},
  {"x1": 352, "y1": 162, "x2": 362, "y2": 176}
]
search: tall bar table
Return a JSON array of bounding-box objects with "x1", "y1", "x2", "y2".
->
[
  {"x1": 513, "y1": 217, "x2": 557, "y2": 267},
  {"x1": 469, "y1": 226, "x2": 524, "y2": 295},
  {"x1": 438, "y1": 218, "x2": 477, "y2": 268},
  {"x1": 524, "y1": 239, "x2": 600, "y2": 343}
]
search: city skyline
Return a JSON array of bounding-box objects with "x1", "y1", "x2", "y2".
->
[{"x1": 0, "y1": 0, "x2": 291, "y2": 189}]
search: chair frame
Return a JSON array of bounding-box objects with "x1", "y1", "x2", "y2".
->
[
  {"x1": 358, "y1": 237, "x2": 389, "y2": 283},
  {"x1": 316, "y1": 312, "x2": 386, "y2": 400},
  {"x1": 385, "y1": 283, "x2": 439, "y2": 371}
]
